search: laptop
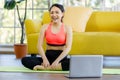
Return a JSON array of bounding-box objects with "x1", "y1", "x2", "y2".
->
[{"x1": 65, "y1": 55, "x2": 103, "y2": 78}]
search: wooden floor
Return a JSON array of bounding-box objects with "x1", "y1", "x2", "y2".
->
[{"x1": 0, "y1": 54, "x2": 120, "y2": 80}]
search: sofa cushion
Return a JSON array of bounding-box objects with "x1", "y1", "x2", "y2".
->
[
  {"x1": 42, "y1": 12, "x2": 51, "y2": 25},
  {"x1": 63, "y1": 6, "x2": 93, "y2": 32},
  {"x1": 86, "y1": 12, "x2": 120, "y2": 32},
  {"x1": 25, "y1": 19, "x2": 42, "y2": 34}
]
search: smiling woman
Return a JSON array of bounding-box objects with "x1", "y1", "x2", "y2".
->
[{"x1": 21, "y1": 3, "x2": 73, "y2": 71}]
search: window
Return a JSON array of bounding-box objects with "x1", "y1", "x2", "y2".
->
[
  {"x1": 0, "y1": 0, "x2": 120, "y2": 45},
  {"x1": 0, "y1": 0, "x2": 49, "y2": 45},
  {"x1": 65, "y1": 0, "x2": 120, "y2": 11}
]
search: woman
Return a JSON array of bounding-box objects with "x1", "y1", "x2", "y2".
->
[{"x1": 21, "y1": 3, "x2": 72, "y2": 71}]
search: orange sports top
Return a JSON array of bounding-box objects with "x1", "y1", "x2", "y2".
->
[{"x1": 45, "y1": 23, "x2": 66, "y2": 46}]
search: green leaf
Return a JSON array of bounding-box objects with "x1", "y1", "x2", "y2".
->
[{"x1": 4, "y1": 0, "x2": 16, "y2": 10}]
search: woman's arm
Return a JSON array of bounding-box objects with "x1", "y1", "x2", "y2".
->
[{"x1": 37, "y1": 24, "x2": 50, "y2": 67}]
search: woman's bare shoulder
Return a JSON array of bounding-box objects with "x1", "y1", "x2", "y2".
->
[{"x1": 64, "y1": 24, "x2": 72, "y2": 32}]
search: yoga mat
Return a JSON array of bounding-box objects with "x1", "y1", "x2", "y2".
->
[
  {"x1": 0, "y1": 66, "x2": 68, "y2": 73},
  {"x1": 103, "y1": 68, "x2": 120, "y2": 74},
  {"x1": 0, "y1": 66, "x2": 120, "y2": 74}
]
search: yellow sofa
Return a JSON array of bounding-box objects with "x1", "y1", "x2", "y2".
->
[{"x1": 25, "y1": 10, "x2": 120, "y2": 56}]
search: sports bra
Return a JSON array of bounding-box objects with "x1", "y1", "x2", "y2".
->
[{"x1": 45, "y1": 23, "x2": 66, "y2": 46}]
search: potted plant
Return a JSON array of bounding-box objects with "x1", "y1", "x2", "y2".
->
[{"x1": 4, "y1": 0, "x2": 28, "y2": 59}]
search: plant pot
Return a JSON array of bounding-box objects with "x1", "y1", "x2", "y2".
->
[{"x1": 14, "y1": 44, "x2": 27, "y2": 59}]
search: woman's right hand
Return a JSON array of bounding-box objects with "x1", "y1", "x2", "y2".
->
[{"x1": 42, "y1": 59, "x2": 50, "y2": 68}]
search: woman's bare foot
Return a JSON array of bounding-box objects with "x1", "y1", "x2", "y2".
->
[
  {"x1": 33, "y1": 65, "x2": 45, "y2": 70},
  {"x1": 48, "y1": 63, "x2": 62, "y2": 71},
  {"x1": 33, "y1": 63, "x2": 62, "y2": 71}
]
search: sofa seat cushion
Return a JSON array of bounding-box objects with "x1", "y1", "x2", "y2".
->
[{"x1": 70, "y1": 32, "x2": 120, "y2": 56}]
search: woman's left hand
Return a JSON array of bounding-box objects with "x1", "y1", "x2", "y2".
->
[{"x1": 50, "y1": 61, "x2": 59, "y2": 70}]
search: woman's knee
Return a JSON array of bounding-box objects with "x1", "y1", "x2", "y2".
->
[
  {"x1": 21, "y1": 57, "x2": 33, "y2": 69},
  {"x1": 21, "y1": 57, "x2": 29, "y2": 65},
  {"x1": 61, "y1": 59, "x2": 70, "y2": 71},
  {"x1": 21, "y1": 57, "x2": 43, "y2": 70}
]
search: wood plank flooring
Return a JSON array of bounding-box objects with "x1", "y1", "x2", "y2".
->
[{"x1": 0, "y1": 54, "x2": 120, "y2": 80}]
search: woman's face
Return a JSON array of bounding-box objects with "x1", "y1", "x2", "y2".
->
[{"x1": 50, "y1": 6, "x2": 63, "y2": 23}]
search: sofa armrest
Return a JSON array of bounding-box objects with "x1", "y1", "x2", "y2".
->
[{"x1": 24, "y1": 19, "x2": 42, "y2": 35}]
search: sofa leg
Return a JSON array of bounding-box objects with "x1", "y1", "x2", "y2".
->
[{"x1": 31, "y1": 54, "x2": 37, "y2": 57}]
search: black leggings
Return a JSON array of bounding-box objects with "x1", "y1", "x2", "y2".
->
[{"x1": 21, "y1": 50, "x2": 70, "y2": 71}]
